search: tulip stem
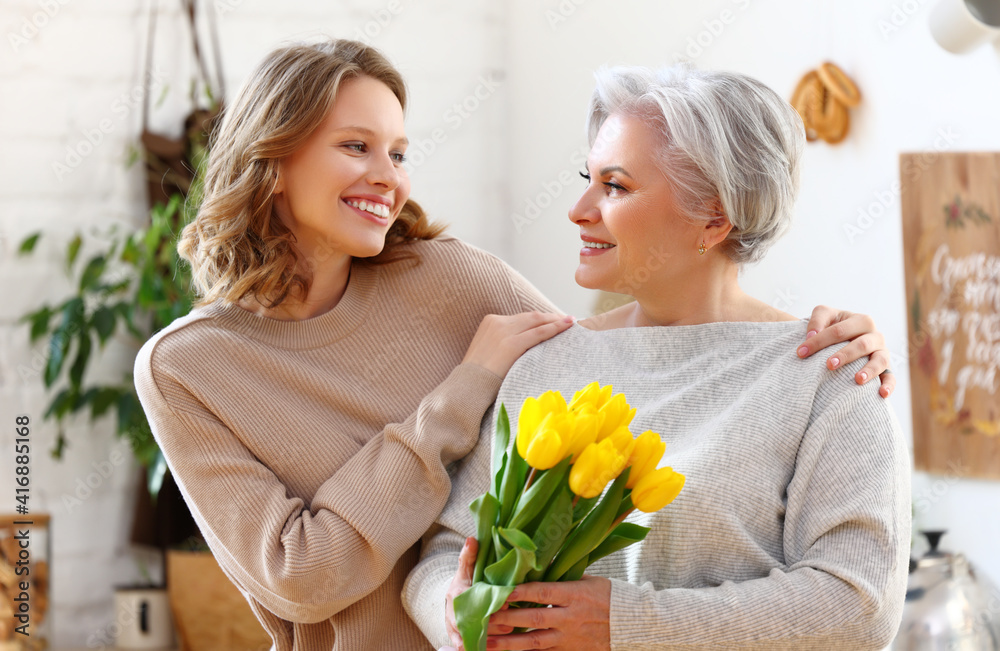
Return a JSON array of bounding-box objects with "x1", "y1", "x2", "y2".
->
[
  {"x1": 609, "y1": 507, "x2": 635, "y2": 531},
  {"x1": 524, "y1": 467, "x2": 538, "y2": 491},
  {"x1": 572, "y1": 494, "x2": 580, "y2": 508}
]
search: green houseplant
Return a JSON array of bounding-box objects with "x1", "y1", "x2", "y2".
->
[{"x1": 18, "y1": 143, "x2": 204, "y2": 502}]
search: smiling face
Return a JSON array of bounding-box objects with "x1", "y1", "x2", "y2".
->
[
  {"x1": 569, "y1": 112, "x2": 709, "y2": 298},
  {"x1": 273, "y1": 75, "x2": 410, "y2": 262}
]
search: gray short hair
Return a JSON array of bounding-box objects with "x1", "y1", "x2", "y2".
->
[{"x1": 587, "y1": 64, "x2": 805, "y2": 265}]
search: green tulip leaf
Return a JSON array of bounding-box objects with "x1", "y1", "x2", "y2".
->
[
  {"x1": 492, "y1": 404, "x2": 511, "y2": 498},
  {"x1": 524, "y1": 486, "x2": 574, "y2": 582},
  {"x1": 561, "y1": 553, "x2": 590, "y2": 582},
  {"x1": 454, "y1": 581, "x2": 516, "y2": 651},
  {"x1": 586, "y1": 522, "x2": 650, "y2": 566},
  {"x1": 572, "y1": 494, "x2": 600, "y2": 525},
  {"x1": 544, "y1": 468, "x2": 630, "y2": 582},
  {"x1": 498, "y1": 425, "x2": 528, "y2": 526},
  {"x1": 484, "y1": 527, "x2": 537, "y2": 586},
  {"x1": 508, "y1": 456, "x2": 571, "y2": 532},
  {"x1": 469, "y1": 493, "x2": 499, "y2": 583},
  {"x1": 615, "y1": 493, "x2": 634, "y2": 520}
]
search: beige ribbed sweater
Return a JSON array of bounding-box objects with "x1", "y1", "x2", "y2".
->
[{"x1": 133, "y1": 237, "x2": 555, "y2": 651}]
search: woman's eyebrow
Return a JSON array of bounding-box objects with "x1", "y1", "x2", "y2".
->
[
  {"x1": 600, "y1": 165, "x2": 633, "y2": 179},
  {"x1": 332, "y1": 125, "x2": 409, "y2": 146}
]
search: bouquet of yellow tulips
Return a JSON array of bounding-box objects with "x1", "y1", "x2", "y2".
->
[{"x1": 454, "y1": 382, "x2": 685, "y2": 650}]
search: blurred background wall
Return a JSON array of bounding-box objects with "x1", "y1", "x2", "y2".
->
[{"x1": 0, "y1": 0, "x2": 997, "y2": 645}]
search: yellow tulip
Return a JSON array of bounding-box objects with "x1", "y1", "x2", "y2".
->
[
  {"x1": 626, "y1": 430, "x2": 666, "y2": 489},
  {"x1": 562, "y1": 404, "x2": 602, "y2": 461},
  {"x1": 517, "y1": 391, "x2": 568, "y2": 459},
  {"x1": 631, "y1": 467, "x2": 685, "y2": 513},
  {"x1": 596, "y1": 393, "x2": 637, "y2": 441},
  {"x1": 569, "y1": 381, "x2": 613, "y2": 412},
  {"x1": 522, "y1": 427, "x2": 565, "y2": 470},
  {"x1": 605, "y1": 425, "x2": 637, "y2": 461},
  {"x1": 569, "y1": 438, "x2": 629, "y2": 499}
]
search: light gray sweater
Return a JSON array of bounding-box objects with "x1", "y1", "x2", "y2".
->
[{"x1": 402, "y1": 320, "x2": 911, "y2": 650}]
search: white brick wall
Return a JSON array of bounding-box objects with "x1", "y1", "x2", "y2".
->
[{"x1": 0, "y1": 1, "x2": 506, "y2": 645}]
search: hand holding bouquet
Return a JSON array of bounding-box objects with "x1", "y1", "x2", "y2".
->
[{"x1": 453, "y1": 382, "x2": 685, "y2": 650}]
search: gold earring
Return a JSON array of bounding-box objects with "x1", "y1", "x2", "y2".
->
[{"x1": 698, "y1": 242, "x2": 706, "y2": 255}]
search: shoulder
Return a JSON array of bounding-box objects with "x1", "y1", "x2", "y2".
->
[
  {"x1": 134, "y1": 304, "x2": 236, "y2": 383},
  {"x1": 402, "y1": 236, "x2": 516, "y2": 278},
  {"x1": 387, "y1": 237, "x2": 553, "y2": 313}
]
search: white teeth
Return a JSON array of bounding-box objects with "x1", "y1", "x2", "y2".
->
[
  {"x1": 347, "y1": 200, "x2": 390, "y2": 219},
  {"x1": 582, "y1": 241, "x2": 614, "y2": 249}
]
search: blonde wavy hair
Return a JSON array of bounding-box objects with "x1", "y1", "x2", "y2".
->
[{"x1": 178, "y1": 39, "x2": 445, "y2": 309}]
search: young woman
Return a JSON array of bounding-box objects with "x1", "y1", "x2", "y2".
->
[{"x1": 134, "y1": 40, "x2": 896, "y2": 651}]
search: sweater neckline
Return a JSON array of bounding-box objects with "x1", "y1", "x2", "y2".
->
[{"x1": 202, "y1": 261, "x2": 380, "y2": 349}]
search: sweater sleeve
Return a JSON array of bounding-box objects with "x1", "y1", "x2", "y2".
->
[
  {"x1": 135, "y1": 335, "x2": 503, "y2": 625},
  {"x1": 607, "y1": 382, "x2": 911, "y2": 650},
  {"x1": 401, "y1": 404, "x2": 495, "y2": 647}
]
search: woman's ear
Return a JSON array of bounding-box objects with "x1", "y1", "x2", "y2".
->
[
  {"x1": 273, "y1": 164, "x2": 284, "y2": 195},
  {"x1": 704, "y1": 197, "x2": 734, "y2": 248}
]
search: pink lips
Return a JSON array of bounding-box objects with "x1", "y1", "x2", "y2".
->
[
  {"x1": 342, "y1": 197, "x2": 392, "y2": 226},
  {"x1": 579, "y1": 233, "x2": 615, "y2": 257}
]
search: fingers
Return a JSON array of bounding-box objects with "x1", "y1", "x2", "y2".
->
[
  {"x1": 855, "y1": 350, "x2": 897, "y2": 398},
  {"x1": 506, "y1": 582, "x2": 569, "y2": 607},
  {"x1": 877, "y1": 369, "x2": 896, "y2": 399},
  {"x1": 490, "y1": 604, "x2": 563, "y2": 631},
  {"x1": 824, "y1": 332, "x2": 886, "y2": 371},
  {"x1": 797, "y1": 311, "x2": 876, "y2": 359},
  {"x1": 486, "y1": 621, "x2": 514, "y2": 635},
  {"x1": 510, "y1": 315, "x2": 575, "y2": 351},
  {"x1": 487, "y1": 629, "x2": 559, "y2": 651},
  {"x1": 458, "y1": 537, "x2": 478, "y2": 584},
  {"x1": 804, "y1": 304, "x2": 839, "y2": 337},
  {"x1": 463, "y1": 312, "x2": 575, "y2": 377}
]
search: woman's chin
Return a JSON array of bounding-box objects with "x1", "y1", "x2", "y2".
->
[{"x1": 574, "y1": 268, "x2": 610, "y2": 292}]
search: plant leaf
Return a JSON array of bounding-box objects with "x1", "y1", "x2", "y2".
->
[
  {"x1": 507, "y1": 456, "x2": 571, "y2": 532},
  {"x1": 92, "y1": 306, "x2": 116, "y2": 345},
  {"x1": 561, "y1": 553, "x2": 590, "y2": 582},
  {"x1": 18, "y1": 232, "x2": 41, "y2": 255},
  {"x1": 26, "y1": 307, "x2": 52, "y2": 343},
  {"x1": 454, "y1": 582, "x2": 516, "y2": 651},
  {"x1": 147, "y1": 449, "x2": 168, "y2": 501},
  {"x1": 572, "y1": 495, "x2": 600, "y2": 525},
  {"x1": 90, "y1": 387, "x2": 122, "y2": 420},
  {"x1": 524, "y1": 486, "x2": 574, "y2": 582},
  {"x1": 483, "y1": 527, "x2": 537, "y2": 586},
  {"x1": 69, "y1": 329, "x2": 92, "y2": 388},
  {"x1": 498, "y1": 421, "x2": 528, "y2": 527},
  {"x1": 66, "y1": 234, "x2": 82, "y2": 269},
  {"x1": 43, "y1": 388, "x2": 73, "y2": 420},
  {"x1": 44, "y1": 329, "x2": 71, "y2": 388},
  {"x1": 79, "y1": 255, "x2": 106, "y2": 292},
  {"x1": 470, "y1": 493, "x2": 499, "y2": 583},
  {"x1": 492, "y1": 404, "x2": 510, "y2": 498},
  {"x1": 586, "y1": 522, "x2": 650, "y2": 566},
  {"x1": 544, "y1": 468, "x2": 631, "y2": 582}
]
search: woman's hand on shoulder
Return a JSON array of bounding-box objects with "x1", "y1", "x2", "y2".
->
[
  {"x1": 463, "y1": 312, "x2": 574, "y2": 378},
  {"x1": 797, "y1": 306, "x2": 895, "y2": 398}
]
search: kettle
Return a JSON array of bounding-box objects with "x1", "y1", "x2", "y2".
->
[{"x1": 891, "y1": 530, "x2": 1000, "y2": 650}]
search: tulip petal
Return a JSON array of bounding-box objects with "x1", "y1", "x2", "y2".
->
[{"x1": 632, "y1": 467, "x2": 686, "y2": 513}]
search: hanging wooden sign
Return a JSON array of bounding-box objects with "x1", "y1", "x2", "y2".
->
[{"x1": 901, "y1": 152, "x2": 1000, "y2": 479}]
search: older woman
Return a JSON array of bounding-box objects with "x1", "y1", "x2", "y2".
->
[{"x1": 402, "y1": 64, "x2": 909, "y2": 650}]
